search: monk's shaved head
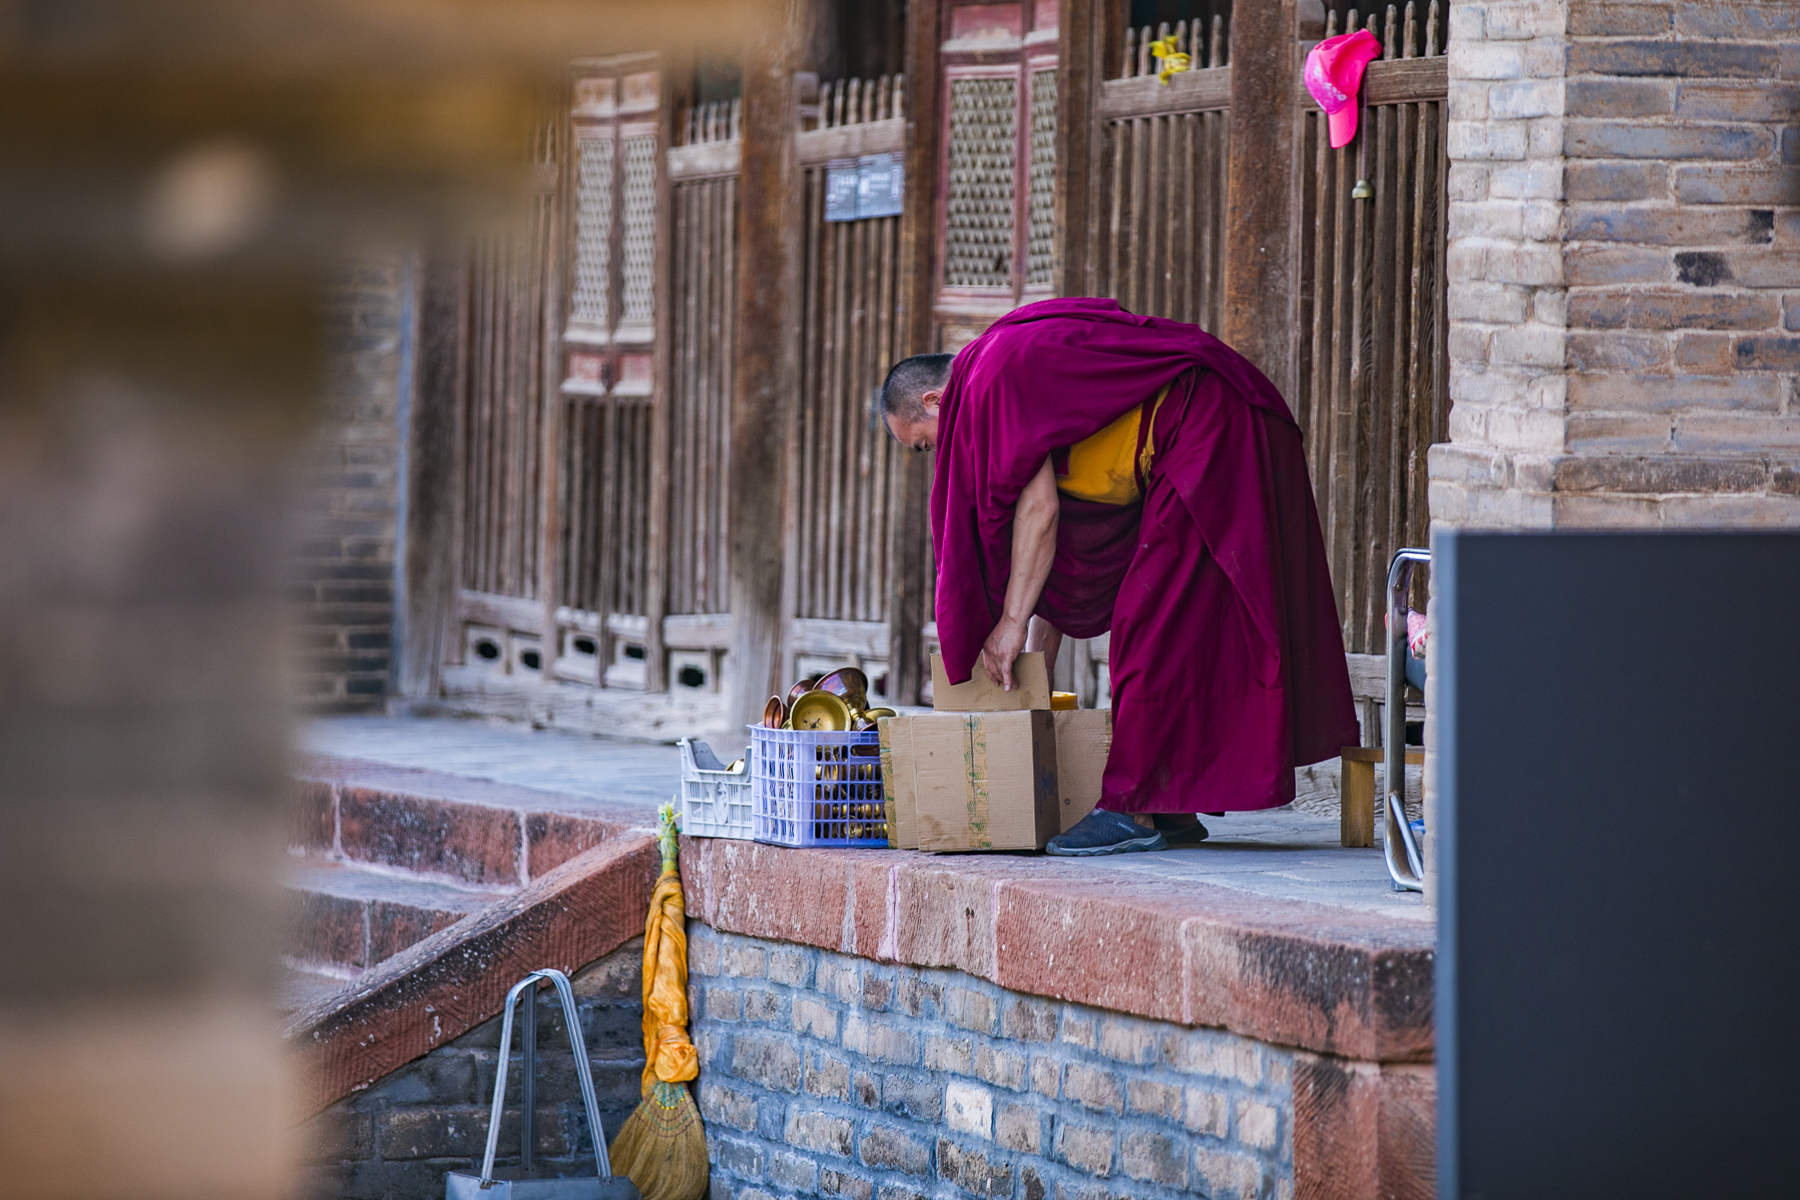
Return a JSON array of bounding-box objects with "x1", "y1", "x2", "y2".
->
[{"x1": 880, "y1": 353, "x2": 954, "y2": 423}]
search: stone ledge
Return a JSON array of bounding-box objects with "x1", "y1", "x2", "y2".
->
[
  {"x1": 286, "y1": 833, "x2": 659, "y2": 1115},
  {"x1": 295, "y1": 754, "x2": 656, "y2": 885},
  {"x1": 679, "y1": 840, "x2": 1435, "y2": 1064}
]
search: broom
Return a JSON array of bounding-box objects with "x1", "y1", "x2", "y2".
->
[{"x1": 608, "y1": 803, "x2": 708, "y2": 1200}]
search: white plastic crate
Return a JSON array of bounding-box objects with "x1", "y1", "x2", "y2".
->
[
  {"x1": 678, "y1": 738, "x2": 754, "y2": 839},
  {"x1": 750, "y1": 726, "x2": 888, "y2": 847}
]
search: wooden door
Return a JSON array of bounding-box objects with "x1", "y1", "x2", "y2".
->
[
  {"x1": 930, "y1": 0, "x2": 1062, "y2": 352},
  {"x1": 441, "y1": 54, "x2": 678, "y2": 704},
  {"x1": 552, "y1": 54, "x2": 674, "y2": 691}
]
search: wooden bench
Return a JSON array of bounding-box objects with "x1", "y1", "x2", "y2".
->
[
  {"x1": 1338, "y1": 745, "x2": 1424, "y2": 848},
  {"x1": 1340, "y1": 652, "x2": 1425, "y2": 848}
]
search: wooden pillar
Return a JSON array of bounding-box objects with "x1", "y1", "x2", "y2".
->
[
  {"x1": 396, "y1": 246, "x2": 465, "y2": 701},
  {"x1": 885, "y1": 0, "x2": 946, "y2": 707},
  {"x1": 729, "y1": 1, "x2": 816, "y2": 727},
  {"x1": 643, "y1": 64, "x2": 683, "y2": 694},
  {"x1": 1056, "y1": 0, "x2": 1124, "y2": 299},
  {"x1": 1221, "y1": 0, "x2": 1301, "y2": 401}
]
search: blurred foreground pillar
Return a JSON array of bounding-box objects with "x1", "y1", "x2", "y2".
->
[
  {"x1": 0, "y1": 350, "x2": 301, "y2": 1200},
  {"x1": 0, "y1": 3, "x2": 760, "y2": 1197}
]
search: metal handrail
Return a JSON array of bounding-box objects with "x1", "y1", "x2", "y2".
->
[
  {"x1": 478, "y1": 969, "x2": 616, "y2": 1185},
  {"x1": 1385, "y1": 548, "x2": 1430, "y2": 892}
]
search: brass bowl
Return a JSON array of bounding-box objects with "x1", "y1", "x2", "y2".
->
[
  {"x1": 763, "y1": 695, "x2": 787, "y2": 728},
  {"x1": 789, "y1": 689, "x2": 851, "y2": 732},
  {"x1": 1051, "y1": 691, "x2": 1077, "y2": 711},
  {"x1": 815, "y1": 666, "x2": 869, "y2": 701},
  {"x1": 864, "y1": 707, "x2": 897, "y2": 719}
]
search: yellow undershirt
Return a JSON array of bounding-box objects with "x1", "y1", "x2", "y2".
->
[{"x1": 1053, "y1": 385, "x2": 1170, "y2": 506}]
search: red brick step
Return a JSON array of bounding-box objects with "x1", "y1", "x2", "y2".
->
[
  {"x1": 285, "y1": 859, "x2": 509, "y2": 975},
  {"x1": 293, "y1": 755, "x2": 650, "y2": 887}
]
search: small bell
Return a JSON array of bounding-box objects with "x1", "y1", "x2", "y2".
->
[{"x1": 1351, "y1": 179, "x2": 1373, "y2": 200}]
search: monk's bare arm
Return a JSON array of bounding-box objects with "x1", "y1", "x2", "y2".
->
[{"x1": 980, "y1": 456, "x2": 1059, "y2": 690}]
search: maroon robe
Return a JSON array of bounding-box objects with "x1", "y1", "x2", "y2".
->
[{"x1": 931, "y1": 298, "x2": 1357, "y2": 811}]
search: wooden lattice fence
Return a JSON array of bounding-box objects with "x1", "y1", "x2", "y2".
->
[
  {"x1": 1293, "y1": 2, "x2": 1448, "y2": 654},
  {"x1": 790, "y1": 77, "x2": 908, "y2": 688},
  {"x1": 1085, "y1": 15, "x2": 1231, "y2": 332}
]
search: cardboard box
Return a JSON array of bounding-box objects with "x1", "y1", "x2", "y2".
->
[
  {"x1": 878, "y1": 716, "x2": 920, "y2": 849},
  {"x1": 931, "y1": 652, "x2": 1051, "y2": 712},
  {"x1": 1053, "y1": 709, "x2": 1113, "y2": 832},
  {"x1": 881, "y1": 710, "x2": 1059, "y2": 852}
]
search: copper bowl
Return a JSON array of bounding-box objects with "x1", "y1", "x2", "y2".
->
[
  {"x1": 762, "y1": 695, "x2": 787, "y2": 729},
  {"x1": 786, "y1": 675, "x2": 823, "y2": 708},
  {"x1": 816, "y1": 666, "x2": 869, "y2": 699},
  {"x1": 854, "y1": 707, "x2": 897, "y2": 732}
]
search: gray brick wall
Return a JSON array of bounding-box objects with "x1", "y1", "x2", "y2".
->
[
  {"x1": 291, "y1": 255, "x2": 411, "y2": 710},
  {"x1": 690, "y1": 925, "x2": 1296, "y2": 1200},
  {"x1": 1435, "y1": 1, "x2": 1800, "y2": 528},
  {"x1": 299, "y1": 942, "x2": 644, "y2": 1199},
  {"x1": 1426, "y1": 0, "x2": 1800, "y2": 902}
]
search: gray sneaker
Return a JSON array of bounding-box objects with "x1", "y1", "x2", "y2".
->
[{"x1": 1046, "y1": 809, "x2": 1168, "y2": 856}]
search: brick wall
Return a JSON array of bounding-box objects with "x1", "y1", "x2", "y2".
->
[
  {"x1": 1425, "y1": 2, "x2": 1800, "y2": 901},
  {"x1": 1435, "y1": 1, "x2": 1800, "y2": 527},
  {"x1": 291, "y1": 256, "x2": 411, "y2": 710},
  {"x1": 299, "y1": 940, "x2": 644, "y2": 1199},
  {"x1": 690, "y1": 925, "x2": 1296, "y2": 1200}
]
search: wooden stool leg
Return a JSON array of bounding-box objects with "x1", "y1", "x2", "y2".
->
[{"x1": 1341, "y1": 756, "x2": 1374, "y2": 848}]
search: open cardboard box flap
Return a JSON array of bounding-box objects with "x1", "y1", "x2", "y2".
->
[{"x1": 930, "y1": 651, "x2": 1051, "y2": 712}]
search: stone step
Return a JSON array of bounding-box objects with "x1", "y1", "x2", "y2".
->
[
  {"x1": 285, "y1": 858, "x2": 509, "y2": 975},
  {"x1": 293, "y1": 755, "x2": 653, "y2": 889},
  {"x1": 280, "y1": 964, "x2": 354, "y2": 1014}
]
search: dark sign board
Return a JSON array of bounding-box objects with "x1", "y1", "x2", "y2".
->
[
  {"x1": 824, "y1": 160, "x2": 860, "y2": 222},
  {"x1": 1437, "y1": 531, "x2": 1800, "y2": 1198},
  {"x1": 856, "y1": 152, "x2": 904, "y2": 219},
  {"x1": 824, "y1": 152, "x2": 904, "y2": 222}
]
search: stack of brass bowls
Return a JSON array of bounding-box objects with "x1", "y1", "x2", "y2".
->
[
  {"x1": 810, "y1": 743, "x2": 885, "y2": 838},
  {"x1": 761, "y1": 666, "x2": 895, "y2": 732}
]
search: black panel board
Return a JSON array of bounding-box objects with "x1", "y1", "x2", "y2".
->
[{"x1": 1437, "y1": 531, "x2": 1800, "y2": 1198}]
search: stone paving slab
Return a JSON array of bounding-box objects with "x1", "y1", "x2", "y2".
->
[
  {"x1": 303, "y1": 714, "x2": 680, "y2": 810},
  {"x1": 302, "y1": 715, "x2": 1425, "y2": 919}
]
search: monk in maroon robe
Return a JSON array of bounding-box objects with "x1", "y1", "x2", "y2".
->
[{"x1": 880, "y1": 298, "x2": 1356, "y2": 855}]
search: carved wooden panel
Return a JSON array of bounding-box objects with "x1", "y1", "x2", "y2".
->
[
  {"x1": 943, "y1": 76, "x2": 1018, "y2": 289},
  {"x1": 1026, "y1": 67, "x2": 1058, "y2": 289}
]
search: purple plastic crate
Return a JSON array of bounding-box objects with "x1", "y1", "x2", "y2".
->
[{"x1": 750, "y1": 725, "x2": 888, "y2": 847}]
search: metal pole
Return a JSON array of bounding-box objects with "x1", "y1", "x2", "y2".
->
[
  {"x1": 1385, "y1": 547, "x2": 1430, "y2": 891},
  {"x1": 521, "y1": 978, "x2": 537, "y2": 1171}
]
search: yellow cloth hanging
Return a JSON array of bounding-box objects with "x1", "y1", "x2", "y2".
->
[
  {"x1": 609, "y1": 804, "x2": 707, "y2": 1200},
  {"x1": 638, "y1": 865, "x2": 699, "y2": 1094}
]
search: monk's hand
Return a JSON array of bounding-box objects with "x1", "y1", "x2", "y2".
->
[{"x1": 980, "y1": 617, "x2": 1029, "y2": 691}]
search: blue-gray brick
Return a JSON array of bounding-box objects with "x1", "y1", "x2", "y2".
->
[
  {"x1": 1567, "y1": 77, "x2": 1674, "y2": 119},
  {"x1": 937, "y1": 1137, "x2": 1014, "y2": 1196},
  {"x1": 1566, "y1": 161, "x2": 1669, "y2": 201},
  {"x1": 733, "y1": 1034, "x2": 802, "y2": 1092},
  {"x1": 1675, "y1": 167, "x2": 1800, "y2": 207},
  {"x1": 1569, "y1": 4, "x2": 1673, "y2": 37},
  {"x1": 1567, "y1": 207, "x2": 1774, "y2": 246},
  {"x1": 1674, "y1": 4, "x2": 1800, "y2": 39},
  {"x1": 1566, "y1": 122, "x2": 1770, "y2": 161},
  {"x1": 859, "y1": 1124, "x2": 930, "y2": 1175},
  {"x1": 1568, "y1": 41, "x2": 1779, "y2": 79}
]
